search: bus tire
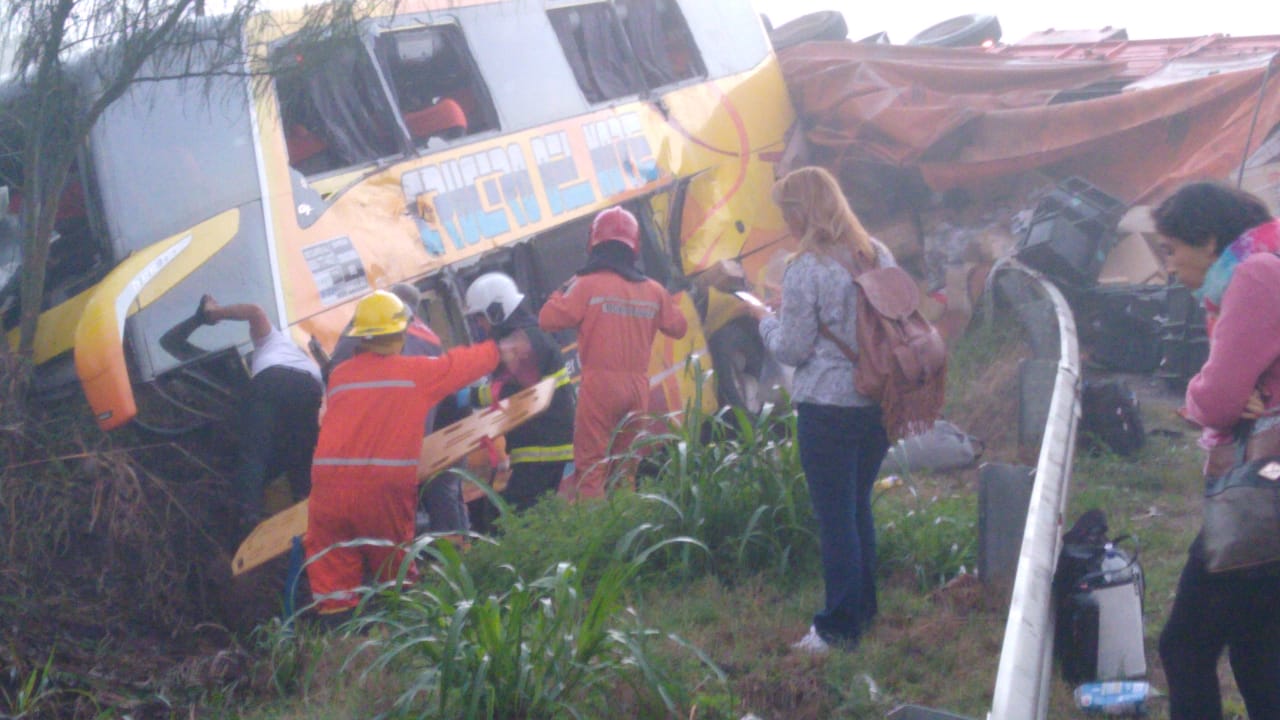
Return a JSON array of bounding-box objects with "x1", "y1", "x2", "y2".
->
[
  {"x1": 768, "y1": 11, "x2": 848, "y2": 50},
  {"x1": 906, "y1": 14, "x2": 1002, "y2": 47},
  {"x1": 709, "y1": 317, "x2": 767, "y2": 413}
]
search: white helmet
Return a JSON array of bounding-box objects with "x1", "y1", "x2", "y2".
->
[{"x1": 464, "y1": 272, "x2": 525, "y2": 324}]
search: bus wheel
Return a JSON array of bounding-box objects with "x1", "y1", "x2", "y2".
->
[{"x1": 709, "y1": 317, "x2": 766, "y2": 413}]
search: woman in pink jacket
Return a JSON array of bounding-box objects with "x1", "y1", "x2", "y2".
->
[{"x1": 1152, "y1": 181, "x2": 1280, "y2": 720}]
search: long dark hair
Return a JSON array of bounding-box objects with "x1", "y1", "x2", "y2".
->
[{"x1": 1152, "y1": 181, "x2": 1274, "y2": 255}]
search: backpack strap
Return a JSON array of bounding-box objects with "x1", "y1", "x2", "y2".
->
[
  {"x1": 815, "y1": 250, "x2": 869, "y2": 363},
  {"x1": 818, "y1": 322, "x2": 858, "y2": 362}
]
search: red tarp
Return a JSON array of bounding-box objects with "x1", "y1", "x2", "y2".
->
[{"x1": 780, "y1": 41, "x2": 1280, "y2": 204}]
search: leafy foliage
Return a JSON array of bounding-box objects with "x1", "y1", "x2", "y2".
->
[
  {"x1": 876, "y1": 487, "x2": 977, "y2": 590},
  {"x1": 342, "y1": 538, "x2": 724, "y2": 720},
  {"x1": 631, "y1": 399, "x2": 815, "y2": 581}
]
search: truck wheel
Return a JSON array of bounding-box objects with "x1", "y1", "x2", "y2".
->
[
  {"x1": 906, "y1": 14, "x2": 1002, "y2": 47},
  {"x1": 709, "y1": 317, "x2": 766, "y2": 413},
  {"x1": 768, "y1": 11, "x2": 848, "y2": 50}
]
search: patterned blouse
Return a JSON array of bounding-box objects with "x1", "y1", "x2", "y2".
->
[{"x1": 758, "y1": 240, "x2": 895, "y2": 408}]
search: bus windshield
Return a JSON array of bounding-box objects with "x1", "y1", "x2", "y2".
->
[{"x1": 90, "y1": 71, "x2": 258, "y2": 256}]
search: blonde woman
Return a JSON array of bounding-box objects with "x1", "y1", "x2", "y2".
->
[{"x1": 757, "y1": 166, "x2": 896, "y2": 653}]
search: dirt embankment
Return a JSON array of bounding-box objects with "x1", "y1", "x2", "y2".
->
[{"x1": 0, "y1": 407, "x2": 282, "y2": 718}]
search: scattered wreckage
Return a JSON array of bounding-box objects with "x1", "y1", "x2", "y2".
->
[{"x1": 764, "y1": 11, "x2": 1280, "y2": 456}]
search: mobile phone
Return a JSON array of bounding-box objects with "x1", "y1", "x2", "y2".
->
[{"x1": 734, "y1": 290, "x2": 767, "y2": 309}]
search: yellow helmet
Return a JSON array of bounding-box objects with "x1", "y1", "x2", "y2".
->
[{"x1": 351, "y1": 290, "x2": 410, "y2": 338}]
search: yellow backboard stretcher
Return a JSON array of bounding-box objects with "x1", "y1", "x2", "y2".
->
[{"x1": 231, "y1": 376, "x2": 556, "y2": 576}]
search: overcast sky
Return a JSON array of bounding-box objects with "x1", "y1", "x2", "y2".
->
[{"x1": 749, "y1": 1, "x2": 1271, "y2": 45}]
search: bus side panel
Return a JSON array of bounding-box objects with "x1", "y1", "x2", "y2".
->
[
  {"x1": 652, "y1": 58, "x2": 795, "y2": 337},
  {"x1": 647, "y1": 291, "x2": 714, "y2": 418},
  {"x1": 263, "y1": 105, "x2": 678, "y2": 355}
]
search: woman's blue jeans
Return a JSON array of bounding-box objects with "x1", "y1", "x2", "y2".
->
[{"x1": 796, "y1": 402, "x2": 889, "y2": 645}]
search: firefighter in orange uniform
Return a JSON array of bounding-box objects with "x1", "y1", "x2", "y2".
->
[
  {"x1": 538, "y1": 206, "x2": 687, "y2": 501},
  {"x1": 304, "y1": 290, "x2": 504, "y2": 621}
]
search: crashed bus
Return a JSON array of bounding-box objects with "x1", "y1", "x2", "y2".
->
[{"x1": 0, "y1": 0, "x2": 797, "y2": 433}]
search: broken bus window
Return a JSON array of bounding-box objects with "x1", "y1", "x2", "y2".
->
[
  {"x1": 274, "y1": 39, "x2": 402, "y2": 176},
  {"x1": 549, "y1": 0, "x2": 705, "y2": 104},
  {"x1": 374, "y1": 25, "x2": 498, "y2": 149}
]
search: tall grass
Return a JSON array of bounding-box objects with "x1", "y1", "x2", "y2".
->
[
  {"x1": 460, "y1": 370, "x2": 814, "y2": 590},
  {"x1": 876, "y1": 485, "x2": 977, "y2": 590},
  {"x1": 335, "y1": 537, "x2": 725, "y2": 719},
  {"x1": 468, "y1": 367, "x2": 978, "y2": 595},
  {"x1": 631, "y1": 398, "x2": 815, "y2": 581}
]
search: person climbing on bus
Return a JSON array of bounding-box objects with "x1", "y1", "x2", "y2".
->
[
  {"x1": 326, "y1": 282, "x2": 472, "y2": 541},
  {"x1": 162, "y1": 294, "x2": 323, "y2": 542},
  {"x1": 462, "y1": 272, "x2": 575, "y2": 529},
  {"x1": 538, "y1": 206, "x2": 687, "y2": 502},
  {"x1": 304, "y1": 290, "x2": 516, "y2": 623}
]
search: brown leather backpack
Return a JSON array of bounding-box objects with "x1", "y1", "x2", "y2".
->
[{"x1": 820, "y1": 264, "x2": 948, "y2": 441}]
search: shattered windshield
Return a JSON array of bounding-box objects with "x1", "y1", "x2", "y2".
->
[{"x1": 90, "y1": 70, "x2": 258, "y2": 256}]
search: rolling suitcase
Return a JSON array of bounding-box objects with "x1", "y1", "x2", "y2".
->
[{"x1": 1057, "y1": 553, "x2": 1147, "y2": 683}]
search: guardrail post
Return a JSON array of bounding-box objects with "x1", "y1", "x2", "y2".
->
[{"x1": 978, "y1": 463, "x2": 1036, "y2": 587}]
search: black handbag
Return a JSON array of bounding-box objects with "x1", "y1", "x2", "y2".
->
[{"x1": 1202, "y1": 422, "x2": 1280, "y2": 573}]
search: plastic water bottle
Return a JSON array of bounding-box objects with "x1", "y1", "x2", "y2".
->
[
  {"x1": 1101, "y1": 543, "x2": 1128, "y2": 584},
  {"x1": 1074, "y1": 680, "x2": 1149, "y2": 715}
]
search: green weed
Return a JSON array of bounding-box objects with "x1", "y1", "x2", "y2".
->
[
  {"x1": 876, "y1": 483, "x2": 977, "y2": 591},
  {"x1": 0, "y1": 648, "x2": 99, "y2": 718},
  {"x1": 341, "y1": 538, "x2": 723, "y2": 720},
  {"x1": 627, "y1": 392, "x2": 815, "y2": 581}
]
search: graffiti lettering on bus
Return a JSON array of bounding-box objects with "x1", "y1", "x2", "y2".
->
[{"x1": 402, "y1": 111, "x2": 662, "y2": 257}]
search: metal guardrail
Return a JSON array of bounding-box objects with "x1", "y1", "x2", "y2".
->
[{"x1": 986, "y1": 260, "x2": 1081, "y2": 720}]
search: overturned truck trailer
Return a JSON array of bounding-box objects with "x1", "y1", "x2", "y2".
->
[{"x1": 778, "y1": 31, "x2": 1280, "y2": 211}]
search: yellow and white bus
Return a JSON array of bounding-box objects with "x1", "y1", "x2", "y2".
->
[{"x1": 0, "y1": 0, "x2": 798, "y2": 433}]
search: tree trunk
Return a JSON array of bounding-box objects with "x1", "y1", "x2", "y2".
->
[{"x1": 9, "y1": 77, "x2": 78, "y2": 421}]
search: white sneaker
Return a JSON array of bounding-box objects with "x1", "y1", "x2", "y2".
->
[{"x1": 791, "y1": 625, "x2": 830, "y2": 655}]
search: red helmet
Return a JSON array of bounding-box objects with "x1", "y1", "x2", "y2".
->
[{"x1": 589, "y1": 206, "x2": 639, "y2": 254}]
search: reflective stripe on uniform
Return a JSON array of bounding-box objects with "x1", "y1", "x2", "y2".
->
[
  {"x1": 313, "y1": 457, "x2": 419, "y2": 467},
  {"x1": 550, "y1": 367, "x2": 572, "y2": 388},
  {"x1": 509, "y1": 443, "x2": 574, "y2": 464},
  {"x1": 328, "y1": 379, "x2": 416, "y2": 400},
  {"x1": 587, "y1": 295, "x2": 659, "y2": 319}
]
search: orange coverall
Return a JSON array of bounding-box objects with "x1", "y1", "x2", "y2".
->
[
  {"x1": 539, "y1": 272, "x2": 687, "y2": 500},
  {"x1": 304, "y1": 342, "x2": 498, "y2": 614}
]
